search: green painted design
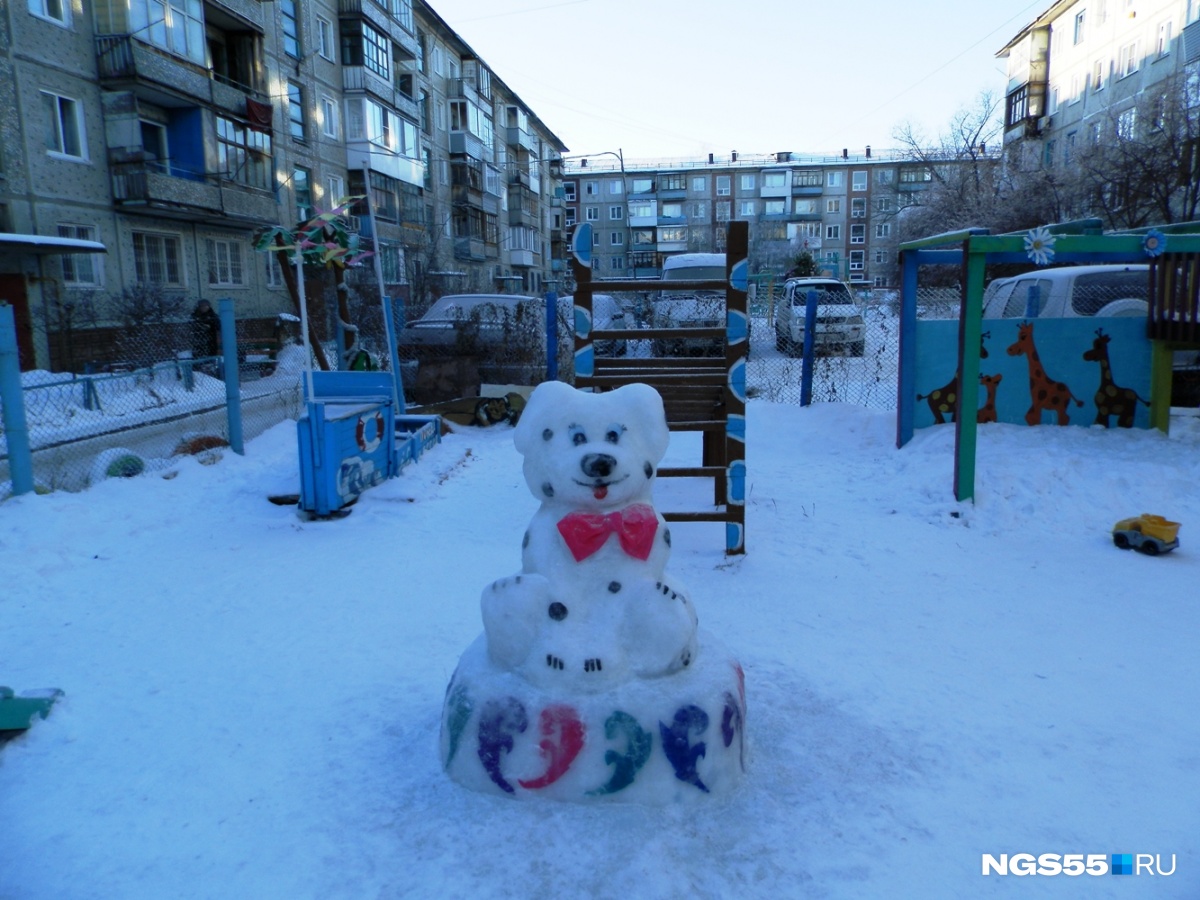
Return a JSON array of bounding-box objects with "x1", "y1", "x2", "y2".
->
[
  {"x1": 588, "y1": 710, "x2": 652, "y2": 796},
  {"x1": 443, "y1": 683, "x2": 473, "y2": 767}
]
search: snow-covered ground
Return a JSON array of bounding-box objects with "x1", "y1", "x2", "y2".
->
[{"x1": 2, "y1": 400, "x2": 1198, "y2": 899}]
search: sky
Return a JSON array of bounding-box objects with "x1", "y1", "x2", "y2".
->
[
  {"x1": 2, "y1": 352, "x2": 1199, "y2": 897},
  {"x1": 427, "y1": 0, "x2": 1051, "y2": 163}
]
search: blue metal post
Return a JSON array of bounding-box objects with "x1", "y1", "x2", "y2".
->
[
  {"x1": 381, "y1": 295, "x2": 406, "y2": 409},
  {"x1": 218, "y1": 297, "x2": 244, "y2": 454},
  {"x1": 0, "y1": 303, "x2": 34, "y2": 496},
  {"x1": 800, "y1": 289, "x2": 818, "y2": 406},
  {"x1": 545, "y1": 290, "x2": 558, "y2": 382}
]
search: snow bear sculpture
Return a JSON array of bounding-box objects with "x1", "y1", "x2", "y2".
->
[
  {"x1": 441, "y1": 382, "x2": 746, "y2": 802},
  {"x1": 482, "y1": 380, "x2": 698, "y2": 689}
]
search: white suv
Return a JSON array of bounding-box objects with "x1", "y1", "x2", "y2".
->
[{"x1": 775, "y1": 277, "x2": 866, "y2": 357}]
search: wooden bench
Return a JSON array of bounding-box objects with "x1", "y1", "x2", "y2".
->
[{"x1": 570, "y1": 221, "x2": 749, "y2": 554}]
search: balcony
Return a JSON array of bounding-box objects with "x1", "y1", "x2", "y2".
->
[
  {"x1": 110, "y1": 161, "x2": 275, "y2": 225},
  {"x1": 337, "y1": 0, "x2": 390, "y2": 36},
  {"x1": 454, "y1": 236, "x2": 487, "y2": 261},
  {"x1": 342, "y1": 65, "x2": 394, "y2": 106},
  {"x1": 96, "y1": 35, "x2": 214, "y2": 107},
  {"x1": 449, "y1": 130, "x2": 493, "y2": 163},
  {"x1": 792, "y1": 184, "x2": 822, "y2": 196},
  {"x1": 657, "y1": 215, "x2": 686, "y2": 226},
  {"x1": 509, "y1": 249, "x2": 536, "y2": 267},
  {"x1": 628, "y1": 215, "x2": 656, "y2": 228},
  {"x1": 346, "y1": 140, "x2": 424, "y2": 188}
]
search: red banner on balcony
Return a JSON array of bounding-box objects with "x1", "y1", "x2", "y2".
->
[{"x1": 245, "y1": 98, "x2": 273, "y2": 132}]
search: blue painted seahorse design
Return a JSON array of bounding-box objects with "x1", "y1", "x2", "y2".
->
[
  {"x1": 589, "y1": 710, "x2": 652, "y2": 796},
  {"x1": 442, "y1": 682, "x2": 473, "y2": 767},
  {"x1": 659, "y1": 705, "x2": 709, "y2": 793}
]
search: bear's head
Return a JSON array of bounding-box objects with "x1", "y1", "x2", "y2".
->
[{"x1": 513, "y1": 381, "x2": 670, "y2": 511}]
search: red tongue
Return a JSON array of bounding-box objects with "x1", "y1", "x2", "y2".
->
[{"x1": 594, "y1": 486, "x2": 608, "y2": 500}]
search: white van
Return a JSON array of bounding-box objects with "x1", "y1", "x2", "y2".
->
[
  {"x1": 981, "y1": 264, "x2": 1150, "y2": 320},
  {"x1": 650, "y1": 253, "x2": 727, "y2": 356}
]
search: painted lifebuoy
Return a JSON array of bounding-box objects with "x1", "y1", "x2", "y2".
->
[{"x1": 356, "y1": 411, "x2": 386, "y2": 453}]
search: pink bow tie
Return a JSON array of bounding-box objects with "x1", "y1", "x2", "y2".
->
[{"x1": 557, "y1": 504, "x2": 658, "y2": 562}]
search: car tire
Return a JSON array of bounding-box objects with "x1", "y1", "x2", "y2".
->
[
  {"x1": 1140, "y1": 540, "x2": 1160, "y2": 556},
  {"x1": 1113, "y1": 533, "x2": 1131, "y2": 549}
]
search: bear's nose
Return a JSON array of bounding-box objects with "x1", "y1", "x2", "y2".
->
[{"x1": 580, "y1": 453, "x2": 616, "y2": 479}]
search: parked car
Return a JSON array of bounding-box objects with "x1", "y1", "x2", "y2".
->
[
  {"x1": 397, "y1": 293, "x2": 569, "y2": 395},
  {"x1": 649, "y1": 253, "x2": 728, "y2": 356},
  {"x1": 561, "y1": 293, "x2": 628, "y2": 356},
  {"x1": 981, "y1": 264, "x2": 1150, "y2": 319},
  {"x1": 774, "y1": 277, "x2": 866, "y2": 357}
]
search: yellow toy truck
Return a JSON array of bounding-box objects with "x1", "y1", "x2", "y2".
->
[{"x1": 1112, "y1": 514, "x2": 1181, "y2": 555}]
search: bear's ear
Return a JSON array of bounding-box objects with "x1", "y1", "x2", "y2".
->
[
  {"x1": 613, "y1": 383, "x2": 669, "y2": 462},
  {"x1": 513, "y1": 381, "x2": 578, "y2": 455}
]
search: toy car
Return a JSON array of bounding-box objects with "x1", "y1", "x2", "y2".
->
[{"x1": 1112, "y1": 514, "x2": 1181, "y2": 555}]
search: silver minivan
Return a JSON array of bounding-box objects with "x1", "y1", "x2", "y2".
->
[{"x1": 981, "y1": 264, "x2": 1150, "y2": 319}]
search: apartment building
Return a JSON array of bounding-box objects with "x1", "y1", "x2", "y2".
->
[
  {"x1": 562, "y1": 150, "x2": 936, "y2": 290},
  {"x1": 999, "y1": 0, "x2": 1200, "y2": 164},
  {"x1": 0, "y1": 0, "x2": 566, "y2": 370}
]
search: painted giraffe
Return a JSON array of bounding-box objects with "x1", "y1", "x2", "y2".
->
[
  {"x1": 1082, "y1": 328, "x2": 1148, "y2": 428},
  {"x1": 977, "y1": 373, "x2": 1003, "y2": 424},
  {"x1": 916, "y1": 332, "x2": 990, "y2": 424},
  {"x1": 1006, "y1": 321, "x2": 1083, "y2": 426}
]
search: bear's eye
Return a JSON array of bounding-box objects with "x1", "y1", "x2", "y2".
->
[
  {"x1": 542, "y1": 428, "x2": 553, "y2": 441},
  {"x1": 605, "y1": 428, "x2": 622, "y2": 444},
  {"x1": 572, "y1": 431, "x2": 587, "y2": 446}
]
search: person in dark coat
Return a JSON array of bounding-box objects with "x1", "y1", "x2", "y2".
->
[{"x1": 191, "y1": 299, "x2": 220, "y2": 359}]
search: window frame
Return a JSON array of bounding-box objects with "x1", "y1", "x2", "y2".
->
[
  {"x1": 41, "y1": 90, "x2": 87, "y2": 160},
  {"x1": 28, "y1": 0, "x2": 69, "y2": 26},
  {"x1": 206, "y1": 237, "x2": 246, "y2": 287},
  {"x1": 132, "y1": 230, "x2": 185, "y2": 287},
  {"x1": 57, "y1": 223, "x2": 102, "y2": 287}
]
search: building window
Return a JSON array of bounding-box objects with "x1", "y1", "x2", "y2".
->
[
  {"x1": 691, "y1": 176, "x2": 707, "y2": 192},
  {"x1": 132, "y1": 231, "x2": 183, "y2": 286},
  {"x1": 607, "y1": 179, "x2": 623, "y2": 195},
  {"x1": 206, "y1": 238, "x2": 245, "y2": 286},
  {"x1": 794, "y1": 199, "x2": 818, "y2": 214},
  {"x1": 28, "y1": 0, "x2": 69, "y2": 26},
  {"x1": 740, "y1": 174, "x2": 756, "y2": 190},
  {"x1": 763, "y1": 171, "x2": 787, "y2": 188},
  {"x1": 661, "y1": 174, "x2": 685, "y2": 191},
  {"x1": 129, "y1": 0, "x2": 205, "y2": 63},
  {"x1": 327, "y1": 174, "x2": 345, "y2": 207},
  {"x1": 41, "y1": 91, "x2": 86, "y2": 160},
  {"x1": 690, "y1": 201, "x2": 707, "y2": 218},
  {"x1": 280, "y1": 0, "x2": 300, "y2": 58},
  {"x1": 611, "y1": 256, "x2": 624, "y2": 270},
  {"x1": 563, "y1": 182, "x2": 577, "y2": 202},
  {"x1": 659, "y1": 226, "x2": 687, "y2": 242},
  {"x1": 294, "y1": 167, "x2": 312, "y2": 221},
  {"x1": 321, "y1": 96, "x2": 339, "y2": 139},
  {"x1": 851, "y1": 198, "x2": 866, "y2": 218},
  {"x1": 630, "y1": 177, "x2": 654, "y2": 193},
  {"x1": 850, "y1": 224, "x2": 865, "y2": 244},
  {"x1": 1074, "y1": 10, "x2": 1086, "y2": 44},
  {"x1": 585, "y1": 206, "x2": 599, "y2": 221},
  {"x1": 875, "y1": 168, "x2": 894, "y2": 185},
  {"x1": 216, "y1": 116, "x2": 272, "y2": 190},
  {"x1": 851, "y1": 171, "x2": 868, "y2": 191},
  {"x1": 875, "y1": 222, "x2": 891, "y2": 238},
  {"x1": 629, "y1": 200, "x2": 654, "y2": 218},
  {"x1": 1117, "y1": 107, "x2": 1137, "y2": 139},
  {"x1": 716, "y1": 175, "x2": 731, "y2": 196},
  {"x1": 874, "y1": 249, "x2": 889, "y2": 264},
  {"x1": 1119, "y1": 42, "x2": 1139, "y2": 77},
  {"x1": 1157, "y1": 20, "x2": 1172, "y2": 57},
  {"x1": 899, "y1": 168, "x2": 932, "y2": 183},
  {"x1": 57, "y1": 224, "x2": 101, "y2": 286},
  {"x1": 826, "y1": 199, "x2": 841, "y2": 213},
  {"x1": 849, "y1": 251, "x2": 864, "y2": 271},
  {"x1": 565, "y1": 209, "x2": 576, "y2": 227},
  {"x1": 764, "y1": 199, "x2": 785, "y2": 214},
  {"x1": 610, "y1": 231, "x2": 623, "y2": 246},
  {"x1": 365, "y1": 23, "x2": 390, "y2": 79},
  {"x1": 609, "y1": 206, "x2": 623, "y2": 220},
  {"x1": 793, "y1": 170, "x2": 821, "y2": 187},
  {"x1": 826, "y1": 171, "x2": 844, "y2": 187},
  {"x1": 876, "y1": 197, "x2": 893, "y2": 213},
  {"x1": 661, "y1": 202, "x2": 683, "y2": 218},
  {"x1": 288, "y1": 82, "x2": 305, "y2": 141},
  {"x1": 825, "y1": 224, "x2": 841, "y2": 240},
  {"x1": 1093, "y1": 59, "x2": 1106, "y2": 91},
  {"x1": 739, "y1": 200, "x2": 756, "y2": 217},
  {"x1": 317, "y1": 16, "x2": 335, "y2": 61},
  {"x1": 716, "y1": 201, "x2": 731, "y2": 221},
  {"x1": 265, "y1": 251, "x2": 284, "y2": 288},
  {"x1": 584, "y1": 180, "x2": 599, "y2": 196},
  {"x1": 874, "y1": 276, "x2": 887, "y2": 287}
]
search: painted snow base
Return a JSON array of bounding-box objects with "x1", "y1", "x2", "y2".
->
[{"x1": 441, "y1": 630, "x2": 746, "y2": 802}]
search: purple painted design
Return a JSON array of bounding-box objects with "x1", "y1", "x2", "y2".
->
[
  {"x1": 659, "y1": 705, "x2": 710, "y2": 793},
  {"x1": 477, "y1": 697, "x2": 528, "y2": 793},
  {"x1": 721, "y1": 692, "x2": 746, "y2": 772}
]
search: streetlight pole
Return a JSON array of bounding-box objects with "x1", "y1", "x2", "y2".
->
[{"x1": 571, "y1": 149, "x2": 629, "y2": 278}]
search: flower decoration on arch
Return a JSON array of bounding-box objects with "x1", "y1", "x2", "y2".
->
[
  {"x1": 1024, "y1": 226, "x2": 1056, "y2": 266},
  {"x1": 1142, "y1": 229, "x2": 1166, "y2": 258}
]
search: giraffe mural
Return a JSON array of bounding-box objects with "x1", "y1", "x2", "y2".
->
[
  {"x1": 1006, "y1": 321, "x2": 1083, "y2": 426},
  {"x1": 1082, "y1": 328, "x2": 1148, "y2": 428},
  {"x1": 916, "y1": 332, "x2": 989, "y2": 424},
  {"x1": 977, "y1": 373, "x2": 1003, "y2": 424}
]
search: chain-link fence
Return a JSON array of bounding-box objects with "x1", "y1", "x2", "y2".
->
[{"x1": 2, "y1": 318, "x2": 307, "y2": 495}]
